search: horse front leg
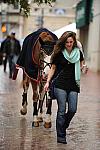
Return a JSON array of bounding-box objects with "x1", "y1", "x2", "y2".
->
[
  {"x1": 20, "y1": 73, "x2": 29, "y2": 115},
  {"x1": 38, "y1": 75, "x2": 52, "y2": 128},
  {"x1": 37, "y1": 81, "x2": 45, "y2": 122},
  {"x1": 44, "y1": 91, "x2": 52, "y2": 128},
  {"x1": 31, "y1": 80, "x2": 39, "y2": 127}
]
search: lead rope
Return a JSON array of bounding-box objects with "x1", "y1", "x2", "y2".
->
[{"x1": 37, "y1": 55, "x2": 51, "y2": 112}]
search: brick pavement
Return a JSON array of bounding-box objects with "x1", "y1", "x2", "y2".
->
[{"x1": 0, "y1": 64, "x2": 100, "y2": 150}]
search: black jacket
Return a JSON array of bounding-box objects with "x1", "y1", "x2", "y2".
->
[{"x1": 4, "y1": 38, "x2": 21, "y2": 56}]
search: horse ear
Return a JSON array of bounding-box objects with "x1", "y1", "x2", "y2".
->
[{"x1": 39, "y1": 37, "x2": 45, "y2": 45}]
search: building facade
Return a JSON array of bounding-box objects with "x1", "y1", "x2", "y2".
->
[
  {"x1": 76, "y1": 0, "x2": 100, "y2": 72},
  {"x1": 0, "y1": 0, "x2": 79, "y2": 39},
  {"x1": 0, "y1": 2, "x2": 24, "y2": 39},
  {"x1": 20, "y1": 0, "x2": 79, "y2": 37}
]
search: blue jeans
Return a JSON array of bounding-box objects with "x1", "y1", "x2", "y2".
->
[
  {"x1": 8, "y1": 54, "x2": 18, "y2": 77},
  {"x1": 54, "y1": 87, "x2": 78, "y2": 139},
  {"x1": 8, "y1": 54, "x2": 14, "y2": 77}
]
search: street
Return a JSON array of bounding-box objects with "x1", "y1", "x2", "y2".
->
[{"x1": 0, "y1": 64, "x2": 100, "y2": 150}]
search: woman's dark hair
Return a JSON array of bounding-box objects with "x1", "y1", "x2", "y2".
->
[{"x1": 51, "y1": 31, "x2": 77, "y2": 62}]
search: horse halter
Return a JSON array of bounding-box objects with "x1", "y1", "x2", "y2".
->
[
  {"x1": 40, "y1": 40, "x2": 56, "y2": 56},
  {"x1": 39, "y1": 34, "x2": 56, "y2": 56}
]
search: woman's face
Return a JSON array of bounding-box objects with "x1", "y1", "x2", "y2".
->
[{"x1": 65, "y1": 36, "x2": 74, "y2": 52}]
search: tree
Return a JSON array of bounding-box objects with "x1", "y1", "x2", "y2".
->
[{"x1": 0, "y1": 0, "x2": 56, "y2": 16}]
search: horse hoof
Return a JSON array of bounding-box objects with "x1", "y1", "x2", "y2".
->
[
  {"x1": 44, "y1": 122, "x2": 52, "y2": 128},
  {"x1": 44, "y1": 114, "x2": 51, "y2": 128},
  {"x1": 32, "y1": 121, "x2": 39, "y2": 127},
  {"x1": 20, "y1": 108, "x2": 27, "y2": 115}
]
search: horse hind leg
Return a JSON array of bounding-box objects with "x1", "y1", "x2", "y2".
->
[
  {"x1": 20, "y1": 74, "x2": 29, "y2": 115},
  {"x1": 20, "y1": 92, "x2": 28, "y2": 115}
]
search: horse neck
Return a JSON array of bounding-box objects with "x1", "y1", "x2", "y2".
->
[{"x1": 32, "y1": 40, "x2": 41, "y2": 65}]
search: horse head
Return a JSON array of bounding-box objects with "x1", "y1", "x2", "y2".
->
[
  {"x1": 32, "y1": 31, "x2": 57, "y2": 65},
  {"x1": 39, "y1": 32, "x2": 56, "y2": 56}
]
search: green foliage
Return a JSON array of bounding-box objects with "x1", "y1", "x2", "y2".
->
[
  {"x1": 20, "y1": 0, "x2": 30, "y2": 17},
  {"x1": 33, "y1": 0, "x2": 56, "y2": 5},
  {"x1": 0, "y1": 0, "x2": 56, "y2": 16}
]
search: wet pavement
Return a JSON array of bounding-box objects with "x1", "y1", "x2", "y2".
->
[{"x1": 0, "y1": 64, "x2": 100, "y2": 150}]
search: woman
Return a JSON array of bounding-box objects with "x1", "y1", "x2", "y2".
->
[{"x1": 44, "y1": 31, "x2": 87, "y2": 144}]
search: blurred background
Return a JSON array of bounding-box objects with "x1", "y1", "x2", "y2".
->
[{"x1": 0, "y1": 0, "x2": 100, "y2": 72}]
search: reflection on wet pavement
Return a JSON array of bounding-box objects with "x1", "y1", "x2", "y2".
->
[{"x1": 0, "y1": 65, "x2": 100, "y2": 150}]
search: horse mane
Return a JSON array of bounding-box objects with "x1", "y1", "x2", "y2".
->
[{"x1": 39, "y1": 32, "x2": 54, "y2": 42}]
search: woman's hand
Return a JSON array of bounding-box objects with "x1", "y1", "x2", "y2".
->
[
  {"x1": 44, "y1": 64, "x2": 56, "y2": 91},
  {"x1": 81, "y1": 64, "x2": 88, "y2": 74},
  {"x1": 44, "y1": 81, "x2": 50, "y2": 92}
]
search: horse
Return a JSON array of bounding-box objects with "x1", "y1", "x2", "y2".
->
[{"x1": 13, "y1": 28, "x2": 58, "y2": 127}]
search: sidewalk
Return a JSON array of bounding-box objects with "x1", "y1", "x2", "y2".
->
[{"x1": 0, "y1": 64, "x2": 100, "y2": 150}]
